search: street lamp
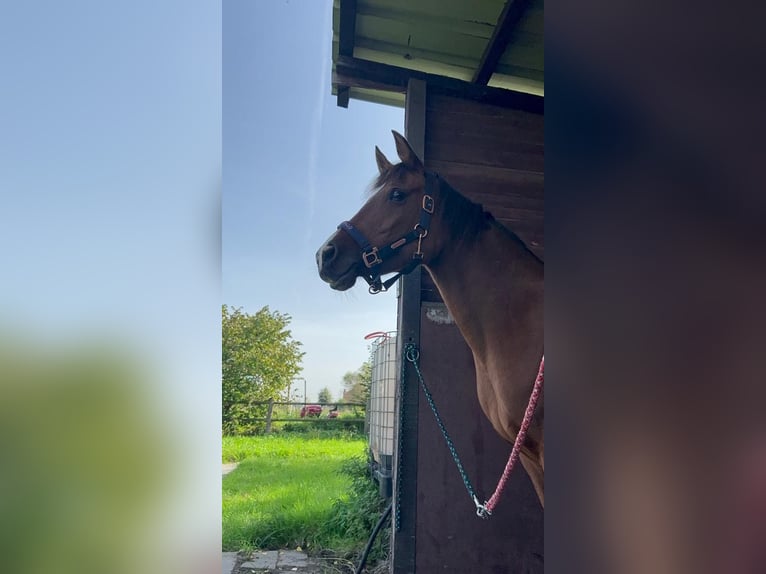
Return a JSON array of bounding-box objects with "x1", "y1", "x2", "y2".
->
[
  {"x1": 291, "y1": 386, "x2": 300, "y2": 413},
  {"x1": 295, "y1": 377, "x2": 306, "y2": 405}
]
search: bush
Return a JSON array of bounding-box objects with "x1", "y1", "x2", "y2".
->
[
  {"x1": 279, "y1": 419, "x2": 365, "y2": 437},
  {"x1": 319, "y1": 454, "x2": 391, "y2": 565}
]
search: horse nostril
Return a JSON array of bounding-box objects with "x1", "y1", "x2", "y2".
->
[{"x1": 319, "y1": 243, "x2": 336, "y2": 266}]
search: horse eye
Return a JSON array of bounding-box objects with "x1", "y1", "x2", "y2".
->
[{"x1": 388, "y1": 188, "x2": 406, "y2": 203}]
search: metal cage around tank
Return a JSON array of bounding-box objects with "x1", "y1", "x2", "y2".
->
[{"x1": 365, "y1": 331, "x2": 398, "y2": 498}]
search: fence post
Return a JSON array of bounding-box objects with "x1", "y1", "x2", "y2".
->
[{"x1": 265, "y1": 398, "x2": 274, "y2": 434}]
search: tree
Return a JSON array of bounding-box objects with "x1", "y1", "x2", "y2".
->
[
  {"x1": 222, "y1": 304, "x2": 304, "y2": 435},
  {"x1": 317, "y1": 387, "x2": 333, "y2": 404},
  {"x1": 341, "y1": 360, "x2": 372, "y2": 404}
]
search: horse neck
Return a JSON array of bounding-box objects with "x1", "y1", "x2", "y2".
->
[{"x1": 424, "y1": 216, "x2": 544, "y2": 370}]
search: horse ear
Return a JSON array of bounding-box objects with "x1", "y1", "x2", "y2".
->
[
  {"x1": 375, "y1": 146, "x2": 393, "y2": 174},
  {"x1": 392, "y1": 130, "x2": 423, "y2": 170}
]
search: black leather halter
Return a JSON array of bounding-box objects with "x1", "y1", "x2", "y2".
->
[{"x1": 337, "y1": 172, "x2": 438, "y2": 294}]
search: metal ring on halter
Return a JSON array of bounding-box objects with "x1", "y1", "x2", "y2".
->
[{"x1": 405, "y1": 345, "x2": 419, "y2": 362}]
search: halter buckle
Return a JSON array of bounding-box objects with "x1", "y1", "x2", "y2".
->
[
  {"x1": 414, "y1": 234, "x2": 425, "y2": 258},
  {"x1": 362, "y1": 247, "x2": 382, "y2": 268},
  {"x1": 422, "y1": 194, "x2": 434, "y2": 214}
]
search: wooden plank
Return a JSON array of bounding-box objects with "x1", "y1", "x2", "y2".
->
[
  {"x1": 496, "y1": 42, "x2": 545, "y2": 75},
  {"x1": 337, "y1": 85, "x2": 350, "y2": 108},
  {"x1": 348, "y1": 87, "x2": 406, "y2": 108},
  {"x1": 332, "y1": 69, "x2": 407, "y2": 95},
  {"x1": 427, "y1": 92, "x2": 544, "y2": 139},
  {"x1": 428, "y1": 138, "x2": 544, "y2": 172},
  {"x1": 334, "y1": 0, "x2": 354, "y2": 108},
  {"x1": 436, "y1": 178, "x2": 543, "y2": 207},
  {"x1": 427, "y1": 91, "x2": 545, "y2": 123},
  {"x1": 427, "y1": 113, "x2": 544, "y2": 146},
  {"x1": 427, "y1": 115, "x2": 545, "y2": 148},
  {"x1": 414, "y1": 308, "x2": 544, "y2": 572},
  {"x1": 426, "y1": 110, "x2": 544, "y2": 158},
  {"x1": 337, "y1": 0, "x2": 358, "y2": 57},
  {"x1": 354, "y1": 17, "x2": 490, "y2": 64},
  {"x1": 473, "y1": 0, "x2": 534, "y2": 85},
  {"x1": 356, "y1": 0, "x2": 506, "y2": 32},
  {"x1": 512, "y1": 1, "x2": 544, "y2": 34},
  {"x1": 391, "y1": 77, "x2": 427, "y2": 574},
  {"x1": 333, "y1": 55, "x2": 543, "y2": 112},
  {"x1": 425, "y1": 94, "x2": 544, "y2": 170},
  {"x1": 428, "y1": 159, "x2": 544, "y2": 189},
  {"x1": 264, "y1": 398, "x2": 274, "y2": 434},
  {"x1": 405, "y1": 78, "x2": 427, "y2": 160}
]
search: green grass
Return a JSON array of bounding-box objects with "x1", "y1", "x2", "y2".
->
[{"x1": 222, "y1": 434, "x2": 369, "y2": 553}]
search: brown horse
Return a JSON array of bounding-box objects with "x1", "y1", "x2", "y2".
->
[{"x1": 316, "y1": 131, "x2": 544, "y2": 506}]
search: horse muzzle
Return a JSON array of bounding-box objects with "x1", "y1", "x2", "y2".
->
[{"x1": 316, "y1": 232, "x2": 360, "y2": 291}]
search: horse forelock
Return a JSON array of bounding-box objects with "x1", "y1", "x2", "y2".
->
[{"x1": 366, "y1": 163, "x2": 412, "y2": 198}]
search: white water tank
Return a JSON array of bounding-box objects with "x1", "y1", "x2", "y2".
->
[{"x1": 368, "y1": 332, "x2": 398, "y2": 464}]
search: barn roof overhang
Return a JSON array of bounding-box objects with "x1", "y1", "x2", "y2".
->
[{"x1": 331, "y1": 0, "x2": 544, "y2": 109}]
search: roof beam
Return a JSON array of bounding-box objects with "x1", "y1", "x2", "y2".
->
[
  {"x1": 337, "y1": 0, "x2": 357, "y2": 57},
  {"x1": 472, "y1": 0, "x2": 532, "y2": 85},
  {"x1": 333, "y1": 55, "x2": 543, "y2": 113},
  {"x1": 336, "y1": 0, "x2": 357, "y2": 106},
  {"x1": 337, "y1": 86, "x2": 350, "y2": 108}
]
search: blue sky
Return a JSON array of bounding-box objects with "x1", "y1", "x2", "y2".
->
[
  {"x1": 0, "y1": 0, "x2": 399, "y2": 555},
  {"x1": 224, "y1": 0, "x2": 404, "y2": 401},
  {"x1": 1, "y1": 0, "x2": 223, "y2": 558}
]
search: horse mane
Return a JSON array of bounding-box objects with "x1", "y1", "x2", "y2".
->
[
  {"x1": 438, "y1": 176, "x2": 542, "y2": 263},
  {"x1": 438, "y1": 176, "x2": 491, "y2": 243}
]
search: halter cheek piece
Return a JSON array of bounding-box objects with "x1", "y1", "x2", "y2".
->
[{"x1": 338, "y1": 172, "x2": 438, "y2": 294}]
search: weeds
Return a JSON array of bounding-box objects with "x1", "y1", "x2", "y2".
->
[
  {"x1": 319, "y1": 455, "x2": 390, "y2": 565},
  {"x1": 222, "y1": 435, "x2": 391, "y2": 572}
]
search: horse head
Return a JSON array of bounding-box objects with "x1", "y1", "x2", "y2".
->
[{"x1": 316, "y1": 130, "x2": 446, "y2": 294}]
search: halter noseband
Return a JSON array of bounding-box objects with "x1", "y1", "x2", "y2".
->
[{"x1": 337, "y1": 172, "x2": 438, "y2": 294}]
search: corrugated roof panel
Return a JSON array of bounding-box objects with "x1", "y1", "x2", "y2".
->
[
  {"x1": 332, "y1": 0, "x2": 544, "y2": 104},
  {"x1": 357, "y1": 0, "x2": 506, "y2": 28}
]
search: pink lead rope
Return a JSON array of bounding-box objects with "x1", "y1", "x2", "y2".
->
[{"x1": 476, "y1": 355, "x2": 544, "y2": 518}]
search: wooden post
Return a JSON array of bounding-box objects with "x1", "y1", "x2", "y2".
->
[
  {"x1": 392, "y1": 76, "x2": 427, "y2": 574},
  {"x1": 265, "y1": 398, "x2": 274, "y2": 434}
]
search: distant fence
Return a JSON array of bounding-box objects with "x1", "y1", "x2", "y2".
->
[{"x1": 252, "y1": 399, "x2": 366, "y2": 433}]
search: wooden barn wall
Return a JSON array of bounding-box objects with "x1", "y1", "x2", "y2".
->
[
  {"x1": 422, "y1": 92, "x2": 544, "y2": 302},
  {"x1": 413, "y1": 92, "x2": 544, "y2": 572}
]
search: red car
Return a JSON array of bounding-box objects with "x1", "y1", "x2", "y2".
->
[{"x1": 300, "y1": 405, "x2": 322, "y2": 418}]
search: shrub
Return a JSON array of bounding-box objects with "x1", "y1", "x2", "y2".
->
[{"x1": 320, "y1": 454, "x2": 390, "y2": 565}]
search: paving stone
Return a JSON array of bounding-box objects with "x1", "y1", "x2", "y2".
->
[
  {"x1": 222, "y1": 552, "x2": 238, "y2": 574},
  {"x1": 277, "y1": 550, "x2": 309, "y2": 568},
  {"x1": 241, "y1": 551, "x2": 279, "y2": 570}
]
